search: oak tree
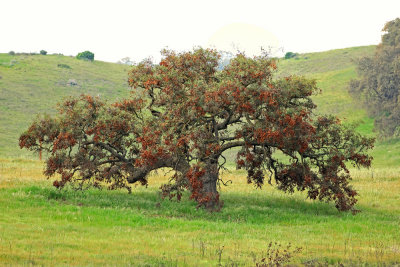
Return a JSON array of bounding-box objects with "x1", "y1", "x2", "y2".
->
[{"x1": 20, "y1": 48, "x2": 374, "y2": 212}]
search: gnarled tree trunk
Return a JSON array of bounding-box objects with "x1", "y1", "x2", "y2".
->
[{"x1": 196, "y1": 161, "x2": 222, "y2": 210}]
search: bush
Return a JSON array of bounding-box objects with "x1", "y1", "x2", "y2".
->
[
  {"x1": 8, "y1": 51, "x2": 15, "y2": 55},
  {"x1": 40, "y1": 50, "x2": 47, "y2": 55},
  {"x1": 76, "y1": 51, "x2": 94, "y2": 61},
  {"x1": 57, "y1": 64, "x2": 71, "y2": 69},
  {"x1": 284, "y1": 52, "x2": 298, "y2": 59}
]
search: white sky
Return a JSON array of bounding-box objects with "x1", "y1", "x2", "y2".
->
[{"x1": 1, "y1": 0, "x2": 400, "y2": 63}]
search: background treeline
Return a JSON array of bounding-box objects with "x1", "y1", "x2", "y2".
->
[{"x1": 350, "y1": 18, "x2": 400, "y2": 138}]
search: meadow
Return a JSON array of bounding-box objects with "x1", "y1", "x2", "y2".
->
[
  {"x1": 1, "y1": 47, "x2": 400, "y2": 266},
  {"x1": 0, "y1": 159, "x2": 399, "y2": 266}
]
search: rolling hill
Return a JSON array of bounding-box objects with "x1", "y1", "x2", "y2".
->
[
  {"x1": 0, "y1": 53, "x2": 130, "y2": 157},
  {"x1": 1, "y1": 46, "x2": 398, "y2": 167}
]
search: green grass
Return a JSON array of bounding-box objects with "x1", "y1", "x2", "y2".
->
[
  {"x1": 277, "y1": 45, "x2": 375, "y2": 77},
  {"x1": 0, "y1": 159, "x2": 399, "y2": 266}
]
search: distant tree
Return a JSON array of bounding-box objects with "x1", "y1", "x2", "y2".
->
[
  {"x1": 40, "y1": 50, "x2": 47, "y2": 55},
  {"x1": 349, "y1": 18, "x2": 400, "y2": 138},
  {"x1": 217, "y1": 51, "x2": 234, "y2": 70},
  {"x1": 20, "y1": 48, "x2": 374, "y2": 213},
  {"x1": 8, "y1": 51, "x2": 15, "y2": 55},
  {"x1": 76, "y1": 51, "x2": 94, "y2": 61},
  {"x1": 284, "y1": 52, "x2": 298, "y2": 59},
  {"x1": 118, "y1": 57, "x2": 134, "y2": 65}
]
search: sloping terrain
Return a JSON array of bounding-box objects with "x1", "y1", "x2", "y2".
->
[
  {"x1": 278, "y1": 46, "x2": 400, "y2": 167},
  {"x1": 1, "y1": 46, "x2": 398, "y2": 166},
  {"x1": 0, "y1": 53, "x2": 130, "y2": 157}
]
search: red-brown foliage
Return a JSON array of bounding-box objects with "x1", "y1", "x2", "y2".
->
[{"x1": 20, "y1": 48, "x2": 374, "y2": 212}]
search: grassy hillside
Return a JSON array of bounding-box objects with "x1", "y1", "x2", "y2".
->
[
  {"x1": 278, "y1": 46, "x2": 400, "y2": 168},
  {"x1": 278, "y1": 46, "x2": 376, "y2": 121},
  {"x1": 0, "y1": 46, "x2": 398, "y2": 167},
  {"x1": 0, "y1": 53, "x2": 130, "y2": 157}
]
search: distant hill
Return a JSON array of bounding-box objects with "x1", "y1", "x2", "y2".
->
[
  {"x1": 1, "y1": 47, "x2": 398, "y2": 167},
  {"x1": 0, "y1": 53, "x2": 131, "y2": 157},
  {"x1": 278, "y1": 46, "x2": 400, "y2": 167}
]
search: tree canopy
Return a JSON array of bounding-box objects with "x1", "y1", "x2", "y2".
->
[
  {"x1": 349, "y1": 18, "x2": 400, "y2": 138},
  {"x1": 76, "y1": 51, "x2": 95, "y2": 61},
  {"x1": 20, "y1": 48, "x2": 374, "y2": 213}
]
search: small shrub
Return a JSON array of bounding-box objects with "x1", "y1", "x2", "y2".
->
[
  {"x1": 255, "y1": 242, "x2": 302, "y2": 267},
  {"x1": 76, "y1": 51, "x2": 94, "y2": 61},
  {"x1": 284, "y1": 52, "x2": 298, "y2": 59},
  {"x1": 8, "y1": 51, "x2": 15, "y2": 55},
  {"x1": 57, "y1": 63, "x2": 71, "y2": 69},
  {"x1": 40, "y1": 50, "x2": 47, "y2": 55},
  {"x1": 67, "y1": 79, "x2": 78, "y2": 86}
]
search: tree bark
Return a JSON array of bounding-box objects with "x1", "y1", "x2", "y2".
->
[{"x1": 199, "y1": 161, "x2": 221, "y2": 210}]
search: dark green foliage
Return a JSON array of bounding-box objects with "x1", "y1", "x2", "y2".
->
[
  {"x1": 76, "y1": 51, "x2": 94, "y2": 61},
  {"x1": 349, "y1": 18, "x2": 400, "y2": 138},
  {"x1": 40, "y1": 50, "x2": 47, "y2": 55},
  {"x1": 57, "y1": 63, "x2": 71, "y2": 69},
  {"x1": 284, "y1": 52, "x2": 298, "y2": 59},
  {"x1": 8, "y1": 51, "x2": 15, "y2": 55}
]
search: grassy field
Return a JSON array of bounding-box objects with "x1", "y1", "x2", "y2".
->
[
  {"x1": 1, "y1": 46, "x2": 400, "y2": 266},
  {"x1": 0, "y1": 159, "x2": 399, "y2": 266}
]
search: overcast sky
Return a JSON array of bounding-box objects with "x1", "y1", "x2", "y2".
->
[{"x1": 1, "y1": 0, "x2": 400, "y2": 63}]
